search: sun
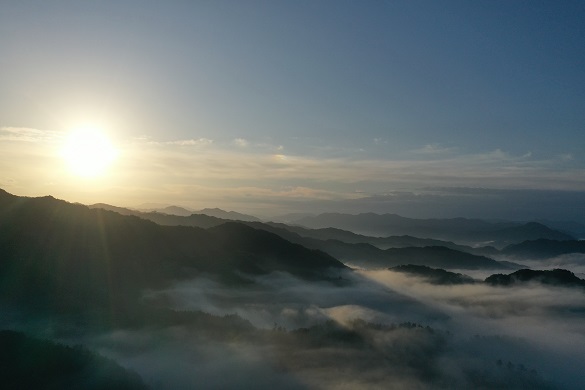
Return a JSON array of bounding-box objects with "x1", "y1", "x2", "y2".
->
[{"x1": 62, "y1": 126, "x2": 117, "y2": 177}]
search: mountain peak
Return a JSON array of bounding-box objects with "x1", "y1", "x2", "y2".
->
[{"x1": 195, "y1": 208, "x2": 260, "y2": 222}]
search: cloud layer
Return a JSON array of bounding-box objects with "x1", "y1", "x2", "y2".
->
[{"x1": 2, "y1": 126, "x2": 584, "y2": 220}]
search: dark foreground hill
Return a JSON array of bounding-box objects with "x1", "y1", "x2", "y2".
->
[
  {"x1": 485, "y1": 269, "x2": 585, "y2": 289},
  {"x1": 0, "y1": 330, "x2": 147, "y2": 390},
  {"x1": 0, "y1": 189, "x2": 345, "y2": 317}
]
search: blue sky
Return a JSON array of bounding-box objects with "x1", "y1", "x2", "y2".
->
[{"x1": 1, "y1": 1, "x2": 584, "y2": 220}]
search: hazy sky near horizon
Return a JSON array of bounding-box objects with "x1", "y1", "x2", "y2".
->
[{"x1": 1, "y1": 1, "x2": 584, "y2": 218}]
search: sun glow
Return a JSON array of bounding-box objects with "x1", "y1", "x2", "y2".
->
[{"x1": 62, "y1": 126, "x2": 117, "y2": 177}]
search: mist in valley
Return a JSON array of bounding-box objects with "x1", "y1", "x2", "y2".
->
[{"x1": 11, "y1": 267, "x2": 579, "y2": 389}]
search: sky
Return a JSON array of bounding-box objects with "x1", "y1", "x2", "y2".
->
[{"x1": 1, "y1": 0, "x2": 584, "y2": 220}]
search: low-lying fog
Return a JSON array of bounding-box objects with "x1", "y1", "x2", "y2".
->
[
  {"x1": 4, "y1": 249, "x2": 583, "y2": 389},
  {"x1": 77, "y1": 265, "x2": 585, "y2": 390}
]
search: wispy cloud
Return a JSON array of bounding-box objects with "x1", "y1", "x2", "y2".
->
[
  {"x1": 411, "y1": 143, "x2": 457, "y2": 155},
  {"x1": 233, "y1": 138, "x2": 249, "y2": 148},
  {"x1": 2, "y1": 127, "x2": 584, "y2": 214},
  {"x1": 164, "y1": 138, "x2": 213, "y2": 147},
  {"x1": 0, "y1": 126, "x2": 62, "y2": 143}
]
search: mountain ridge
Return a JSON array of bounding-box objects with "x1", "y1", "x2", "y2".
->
[
  {"x1": 86, "y1": 202, "x2": 520, "y2": 270},
  {"x1": 501, "y1": 239, "x2": 585, "y2": 259},
  {"x1": 292, "y1": 212, "x2": 573, "y2": 247},
  {"x1": 0, "y1": 190, "x2": 346, "y2": 317}
]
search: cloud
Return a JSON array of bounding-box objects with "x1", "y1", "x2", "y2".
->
[
  {"x1": 233, "y1": 138, "x2": 249, "y2": 147},
  {"x1": 144, "y1": 271, "x2": 439, "y2": 329},
  {"x1": 2, "y1": 127, "x2": 584, "y2": 219},
  {"x1": 165, "y1": 138, "x2": 213, "y2": 147},
  {"x1": 411, "y1": 143, "x2": 457, "y2": 155},
  {"x1": 0, "y1": 126, "x2": 62, "y2": 143}
]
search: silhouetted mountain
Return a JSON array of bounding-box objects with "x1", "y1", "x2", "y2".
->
[
  {"x1": 197, "y1": 208, "x2": 261, "y2": 222},
  {"x1": 535, "y1": 219, "x2": 585, "y2": 239},
  {"x1": 247, "y1": 230, "x2": 515, "y2": 270},
  {"x1": 141, "y1": 211, "x2": 227, "y2": 228},
  {"x1": 485, "y1": 269, "x2": 585, "y2": 289},
  {"x1": 391, "y1": 265, "x2": 475, "y2": 285},
  {"x1": 0, "y1": 190, "x2": 346, "y2": 317},
  {"x1": 263, "y1": 223, "x2": 499, "y2": 254},
  {"x1": 89, "y1": 203, "x2": 141, "y2": 216},
  {"x1": 270, "y1": 212, "x2": 316, "y2": 223},
  {"x1": 0, "y1": 330, "x2": 147, "y2": 389},
  {"x1": 203, "y1": 221, "x2": 511, "y2": 270},
  {"x1": 293, "y1": 213, "x2": 573, "y2": 247},
  {"x1": 501, "y1": 239, "x2": 585, "y2": 259},
  {"x1": 134, "y1": 204, "x2": 194, "y2": 216},
  {"x1": 158, "y1": 205, "x2": 193, "y2": 216},
  {"x1": 138, "y1": 205, "x2": 261, "y2": 221},
  {"x1": 206, "y1": 222, "x2": 344, "y2": 279},
  {"x1": 88, "y1": 203, "x2": 501, "y2": 259},
  {"x1": 85, "y1": 202, "x2": 513, "y2": 270},
  {"x1": 90, "y1": 203, "x2": 261, "y2": 226}
]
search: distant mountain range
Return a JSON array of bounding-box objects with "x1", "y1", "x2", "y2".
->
[
  {"x1": 259, "y1": 223, "x2": 500, "y2": 255},
  {"x1": 86, "y1": 204, "x2": 516, "y2": 270},
  {"x1": 156, "y1": 205, "x2": 193, "y2": 216},
  {"x1": 535, "y1": 219, "x2": 585, "y2": 239},
  {"x1": 142, "y1": 205, "x2": 261, "y2": 221},
  {"x1": 87, "y1": 202, "x2": 585, "y2": 269},
  {"x1": 89, "y1": 203, "x2": 252, "y2": 228},
  {"x1": 96, "y1": 203, "x2": 261, "y2": 221},
  {"x1": 291, "y1": 213, "x2": 574, "y2": 247},
  {"x1": 246, "y1": 223, "x2": 514, "y2": 269},
  {"x1": 90, "y1": 204, "x2": 575, "y2": 248},
  {"x1": 500, "y1": 239, "x2": 585, "y2": 259},
  {"x1": 196, "y1": 208, "x2": 261, "y2": 222}
]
